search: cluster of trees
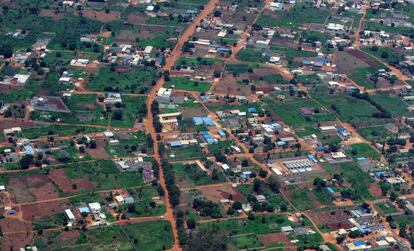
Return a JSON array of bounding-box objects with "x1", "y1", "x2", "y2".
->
[
  {"x1": 0, "y1": 44, "x2": 13, "y2": 58},
  {"x1": 161, "y1": 159, "x2": 180, "y2": 207},
  {"x1": 151, "y1": 101, "x2": 162, "y2": 133},
  {"x1": 350, "y1": 91, "x2": 392, "y2": 119},
  {"x1": 183, "y1": 163, "x2": 221, "y2": 183},
  {"x1": 192, "y1": 198, "x2": 222, "y2": 218},
  {"x1": 253, "y1": 176, "x2": 280, "y2": 194}
]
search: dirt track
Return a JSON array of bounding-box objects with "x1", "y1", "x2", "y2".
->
[{"x1": 143, "y1": 1, "x2": 220, "y2": 250}]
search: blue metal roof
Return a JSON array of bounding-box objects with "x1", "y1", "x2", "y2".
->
[
  {"x1": 78, "y1": 207, "x2": 90, "y2": 214},
  {"x1": 193, "y1": 117, "x2": 204, "y2": 125},
  {"x1": 170, "y1": 141, "x2": 181, "y2": 147},
  {"x1": 193, "y1": 117, "x2": 214, "y2": 126},
  {"x1": 24, "y1": 145, "x2": 34, "y2": 155}
]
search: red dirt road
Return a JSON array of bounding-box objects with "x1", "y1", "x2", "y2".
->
[{"x1": 144, "y1": 1, "x2": 219, "y2": 250}]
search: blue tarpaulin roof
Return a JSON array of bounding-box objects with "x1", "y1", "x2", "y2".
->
[
  {"x1": 302, "y1": 60, "x2": 313, "y2": 65},
  {"x1": 247, "y1": 107, "x2": 257, "y2": 113},
  {"x1": 316, "y1": 146, "x2": 325, "y2": 151},
  {"x1": 354, "y1": 241, "x2": 364, "y2": 247},
  {"x1": 218, "y1": 130, "x2": 226, "y2": 137}
]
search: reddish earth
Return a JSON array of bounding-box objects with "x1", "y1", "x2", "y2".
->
[
  {"x1": 369, "y1": 183, "x2": 383, "y2": 198},
  {"x1": 40, "y1": 9, "x2": 64, "y2": 20},
  {"x1": 0, "y1": 218, "x2": 32, "y2": 233},
  {"x1": 21, "y1": 200, "x2": 70, "y2": 221},
  {"x1": 8, "y1": 175, "x2": 60, "y2": 203},
  {"x1": 126, "y1": 14, "x2": 148, "y2": 25},
  {"x1": 258, "y1": 232, "x2": 290, "y2": 246},
  {"x1": 2, "y1": 232, "x2": 34, "y2": 251},
  {"x1": 86, "y1": 146, "x2": 112, "y2": 160},
  {"x1": 56, "y1": 230, "x2": 80, "y2": 241},
  {"x1": 346, "y1": 49, "x2": 379, "y2": 67},
  {"x1": 48, "y1": 169, "x2": 96, "y2": 193},
  {"x1": 85, "y1": 62, "x2": 100, "y2": 75},
  {"x1": 0, "y1": 120, "x2": 35, "y2": 130},
  {"x1": 308, "y1": 209, "x2": 353, "y2": 231},
  {"x1": 0, "y1": 84, "x2": 24, "y2": 94},
  {"x1": 199, "y1": 185, "x2": 245, "y2": 202}
]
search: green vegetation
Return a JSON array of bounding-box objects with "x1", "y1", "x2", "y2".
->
[
  {"x1": 176, "y1": 57, "x2": 221, "y2": 68},
  {"x1": 370, "y1": 93, "x2": 409, "y2": 117},
  {"x1": 257, "y1": 3, "x2": 330, "y2": 29},
  {"x1": 375, "y1": 202, "x2": 399, "y2": 215},
  {"x1": 271, "y1": 45, "x2": 317, "y2": 62},
  {"x1": 87, "y1": 66, "x2": 157, "y2": 93},
  {"x1": 208, "y1": 140, "x2": 235, "y2": 155},
  {"x1": 225, "y1": 63, "x2": 259, "y2": 74},
  {"x1": 288, "y1": 186, "x2": 316, "y2": 211},
  {"x1": 118, "y1": 186, "x2": 166, "y2": 217},
  {"x1": 106, "y1": 132, "x2": 152, "y2": 157},
  {"x1": 200, "y1": 214, "x2": 323, "y2": 249},
  {"x1": 165, "y1": 77, "x2": 211, "y2": 92},
  {"x1": 167, "y1": 145, "x2": 204, "y2": 161},
  {"x1": 65, "y1": 221, "x2": 174, "y2": 251},
  {"x1": 362, "y1": 46, "x2": 403, "y2": 66},
  {"x1": 266, "y1": 92, "x2": 334, "y2": 137},
  {"x1": 172, "y1": 162, "x2": 226, "y2": 187},
  {"x1": 349, "y1": 67, "x2": 381, "y2": 89},
  {"x1": 310, "y1": 84, "x2": 391, "y2": 127},
  {"x1": 346, "y1": 143, "x2": 382, "y2": 160},
  {"x1": 323, "y1": 162, "x2": 375, "y2": 201},
  {"x1": 65, "y1": 160, "x2": 143, "y2": 191},
  {"x1": 236, "y1": 48, "x2": 269, "y2": 63},
  {"x1": 22, "y1": 125, "x2": 105, "y2": 139}
]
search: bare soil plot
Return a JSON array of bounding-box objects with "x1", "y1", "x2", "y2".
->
[
  {"x1": 8, "y1": 175, "x2": 60, "y2": 204},
  {"x1": 127, "y1": 13, "x2": 149, "y2": 24},
  {"x1": 54, "y1": 230, "x2": 80, "y2": 246},
  {"x1": 0, "y1": 217, "x2": 32, "y2": 233},
  {"x1": 335, "y1": 50, "x2": 371, "y2": 75},
  {"x1": 86, "y1": 139, "x2": 112, "y2": 160},
  {"x1": 346, "y1": 49, "x2": 379, "y2": 67},
  {"x1": 308, "y1": 209, "x2": 353, "y2": 231},
  {"x1": 75, "y1": 9, "x2": 121, "y2": 22},
  {"x1": 0, "y1": 120, "x2": 35, "y2": 131},
  {"x1": 49, "y1": 169, "x2": 96, "y2": 194},
  {"x1": 178, "y1": 107, "x2": 208, "y2": 117},
  {"x1": 0, "y1": 84, "x2": 24, "y2": 94},
  {"x1": 369, "y1": 183, "x2": 383, "y2": 198},
  {"x1": 2, "y1": 232, "x2": 34, "y2": 251},
  {"x1": 21, "y1": 200, "x2": 69, "y2": 222},
  {"x1": 258, "y1": 232, "x2": 290, "y2": 246},
  {"x1": 40, "y1": 9, "x2": 64, "y2": 20},
  {"x1": 199, "y1": 184, "x2": 245, "y2": 202},
  {"x1": 212, "y1": 75, "x2": 251, "y2": 96}
]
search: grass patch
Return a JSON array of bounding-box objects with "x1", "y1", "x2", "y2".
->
[
  {"x1": 167, "y1": 145, "x2": 204, "y2": 161},
  {"x1": 65, "y1": 160, "x2": 143, "y2": 190},
  {"x1": 87, "y1": 66, "x2": 157, "y2": 93},
  {"x1": 165, "y1": 77, "x2": 211, "y2": 92},
  {"x1": 375, "y1": 202, "x2": 399, "y2": 215},
  {"x1": 346, "y1": 143, "x2": 381, "y2": 160}
]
